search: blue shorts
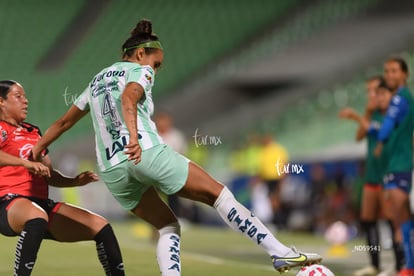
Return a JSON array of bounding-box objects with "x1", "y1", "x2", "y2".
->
[{"x1": 383, "y1": 172, "x2": 412, "y2": 194}]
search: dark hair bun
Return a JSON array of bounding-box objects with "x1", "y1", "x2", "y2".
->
[{"x1": 131, "y1": 19, "x2": 152, "y2": 37}]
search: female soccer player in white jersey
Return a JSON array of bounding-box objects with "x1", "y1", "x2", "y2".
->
[{"x1": 32, "y1": 19, "x2": 322, "y2": 274}]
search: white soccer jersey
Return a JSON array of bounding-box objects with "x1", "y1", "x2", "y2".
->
[{"x1": 75, "y1": 61, "x2": 164, "y2": 171}]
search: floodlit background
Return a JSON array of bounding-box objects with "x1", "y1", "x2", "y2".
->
[{"x1": 1, "y1": 0, "x2": 414, "y2": 274}]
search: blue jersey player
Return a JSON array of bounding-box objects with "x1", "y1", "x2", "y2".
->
[{"x1": 375, "y1": 57, "x2": 414, "y2": 276}]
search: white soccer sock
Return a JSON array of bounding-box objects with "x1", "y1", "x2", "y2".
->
[
  {"x1": 214, "y1": 186, "x2": 291, "y2": 257},
  {"x1": 157, "y1": 222, "x2": 181, "y2": 276}
]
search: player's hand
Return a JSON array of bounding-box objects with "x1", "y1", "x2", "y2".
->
[
  {"x1": 124, "y1": 141, "x2": 142, "y2": 164},
  {"x1": 23, "y1": 160, "x2": 51, "y2": 177},
  {"x1": 338, "y1": 107, "x2": 357, "y2": 120},
  {"x1": 74, "y1": 170, "x2": 99, "y2": 186},
  {"x1": 30, "y1": 145, "x2": 43, "y2": 162},
  {"x1": 374, "y1": 142, "x2": 383, "y2": 157}
]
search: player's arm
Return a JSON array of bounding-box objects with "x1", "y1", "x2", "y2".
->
[
  {"x1": 374, "y1": 95, "x2": 408, "y2": 156},
  {"x1": 355, "y1": 109, "x2": 373, "y2": 141},
  {"x1": 121, "y1": 82, "x2": 144, "y2": 164},
  {"x1": 338, "y1": 107, "x2": 370, "y2": 141},
  {"x1": 32, "y1": 105, "x2": 89, "y2": 161},
  {"x1": 41, "y1": 155, "x2": 98, "y2": 187},
  {"x1": 0, "y1": 150, "x2": 50, "y2": 176}
]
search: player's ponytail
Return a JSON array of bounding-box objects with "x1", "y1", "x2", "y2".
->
[
  {"x1": 131, "y1": 19, "x2": 153, "y2": 37},
  {"x1": 0, "y1": 80, "x2": 17, "y2": 99},
  {"x1": 122, "y1": 19, "x2": 161, "y2": 58}
]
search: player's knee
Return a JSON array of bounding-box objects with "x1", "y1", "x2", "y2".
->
[
  {"x1": 25, "y1": 217, "x2": 48, "y2": 230},
  {"x1": 91, "y1": 215, "x2": 110, "y2": 234},
  {"x1": 93, "y1": 222, "x2": 116, "y2": 242},
  {"x1": 158, "y1": 221, "x2": 181, "y2": 236},
  {"x1": 37, "y1": 213, "x2": 49, "y2": 224},
  {"x1": 360, "y1": 211, "x2": 376, "y2": 222},
  {"x1": 212, "y1": 185, "x2": 234, "y2": 208},
  {"x1": 13, "y1": 217, "x2": 49, "y2": 238},
  {"x1": 28, "y1": 206, "x2": 49, "y2": 223},
  {"x1": 200, "y1": 183, "x2": 227, "y2": 207}
]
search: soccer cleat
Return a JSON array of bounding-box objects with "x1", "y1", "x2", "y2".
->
[
  {"x1": 353, "y1": 265, "x2": 379, "y2": 276},
  {"x1": 271, "y1": 247, "x2": 322, "y2": 273},
  {"x1": 398, "y1": 268, "x2": 414, "y2": 276}
]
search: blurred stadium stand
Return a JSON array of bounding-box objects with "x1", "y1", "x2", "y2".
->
[
  {"x1": 0, "y1": 0, "x2": 305, "y2": 151},
  {"x1": 167, "y1": 0, "x2": 414, "y2": 161}
]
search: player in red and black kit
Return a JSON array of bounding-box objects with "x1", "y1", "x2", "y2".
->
[{"x1": 0, "y1": 80, "x2": 125, "y2": 276}]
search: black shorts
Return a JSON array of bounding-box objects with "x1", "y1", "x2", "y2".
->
[{"x1": 0, "y1": 193, "x2": 62, "y2": 237}]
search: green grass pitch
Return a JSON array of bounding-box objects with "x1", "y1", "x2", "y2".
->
[{"x1": 0, "y1": 221, "x2": 388, "y2": 275}]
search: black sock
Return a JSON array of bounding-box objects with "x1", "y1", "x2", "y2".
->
[
  {"x1": 94, "y1": 224, "x2": 125, "y2": 276},
  {"x1": 14, "y1": 218, "x2": 48, "y2": 276},
  {"x1": 361, "y1": 220, "x2": 380, "y2": 269},
  {"x1": 388, "y1": 220, "x2": 405, "y2": 271}
]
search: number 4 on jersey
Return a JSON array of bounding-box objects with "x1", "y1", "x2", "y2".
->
[{"x1": 102, "y1": 93, "x2": 117, "y2": 122}]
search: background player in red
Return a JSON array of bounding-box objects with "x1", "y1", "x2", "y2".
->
[{"x1": 0, "y1": 80, "x2": 124, "y2": 276}]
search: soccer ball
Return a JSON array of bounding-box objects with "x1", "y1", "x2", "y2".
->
[{"x1": 296, "y1": 264, "x2": 335, "y2": 276}]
